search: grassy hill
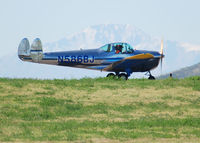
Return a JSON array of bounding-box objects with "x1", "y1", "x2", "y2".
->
[
  {"x1": 1, "y1": 77, "x2": 200, "y2": 142},
  {"x1": 159, "y1": 62, "x2": 200, "y2": 79}
]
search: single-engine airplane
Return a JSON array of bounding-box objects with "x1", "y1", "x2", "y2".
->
[{"x1": 18, "y1": 38, "x2": 164, "y2": 80}]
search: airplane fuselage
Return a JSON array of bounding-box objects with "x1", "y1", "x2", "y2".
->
[{"x1": 23, "y1": 48, "x2": 160, "y2": 73}]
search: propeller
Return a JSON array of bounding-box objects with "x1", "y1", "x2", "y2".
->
[{"x1": 160, "y1": 39, "x2": 165, "y2": 74}]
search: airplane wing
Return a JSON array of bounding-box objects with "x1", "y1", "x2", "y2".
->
[{"x1": 103, "y1": 53, "x2": 154, "y2": 71}]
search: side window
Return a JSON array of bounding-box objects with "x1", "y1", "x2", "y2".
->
[
  {"x1": 107, "y1": 44, "x2": 112, "y2": 52},
  {"x1": 127, "y1": 45, "x2": 134, "y2": 53},
  {"x1": 121, "y1": 44, "x2": 127, "y2": 53},
  {"x1": 113, "y1": 43, "x2": 134, "y2": 54},
  {"x1": 115, "y1": 44, "x2": 128, "y2": 54},
  {"x1": 101, "y1": 45, "x2": 108, "y2": 51},
  {"x1": 114, "y1": 43, "x2": 134, "y2": 54},
  {"x1": 101, "y1": 44, "x2": 112, "y2": 52}
]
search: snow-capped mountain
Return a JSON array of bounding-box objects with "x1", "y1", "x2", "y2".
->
[
  {"x1": 1, "y1": 24, "x2": 200, "y2": 79},
  {"x1": 44, "y1": 24, "x2": 158, "y2": 52}
]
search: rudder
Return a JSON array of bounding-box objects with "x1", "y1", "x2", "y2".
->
[{"x1": 18, "y1": 38, "x2": 31, "y2": 61}]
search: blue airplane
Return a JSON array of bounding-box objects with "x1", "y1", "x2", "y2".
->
[{"x1": 18, "y1": 38, "x2": 164, "y2": 80}]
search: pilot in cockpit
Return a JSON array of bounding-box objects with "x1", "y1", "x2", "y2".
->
[{"x1": 115, "y1": 45, "x2": 122, "y2": 54}]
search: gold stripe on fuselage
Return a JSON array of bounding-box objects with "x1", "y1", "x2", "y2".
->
[
  {"x1": 103, "y1": 53, "x2": 154, "y2": 71},
  {"x1": 125, "y1": 53, "x2": 154, "y2": 60}
]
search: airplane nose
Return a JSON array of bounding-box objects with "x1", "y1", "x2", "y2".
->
[
  {"x1": 157, "y1": 52, "x2": 164, "y2": 58},
  {"x1": 161, "y1": 53, "x2": 165, "y2": 58}
]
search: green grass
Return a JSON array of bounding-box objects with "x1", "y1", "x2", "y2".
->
[{"x1": 0, "y1": 77, "x2": 200, "y2": 142}]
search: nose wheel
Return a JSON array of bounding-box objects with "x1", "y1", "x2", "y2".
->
[
  {"x1": 148, "y1": 75, "x2": 155, "y2": 80},
  {"x1": 147, "y1": 71, "x2": 155, "y2": 80}
]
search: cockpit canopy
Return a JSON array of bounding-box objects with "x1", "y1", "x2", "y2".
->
[{"x1": 100, "y1": 43, "x2": 134, "y2": 54}]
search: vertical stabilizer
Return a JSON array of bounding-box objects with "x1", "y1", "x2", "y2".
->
[
  {"x1": 30, "y1": 38, "x2": 43, "y2": 63},
  {"x1": 18, "y1": 38, "x2": 31, "y2": 61}
]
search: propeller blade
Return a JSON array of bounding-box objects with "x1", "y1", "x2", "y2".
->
[
  {"x1": 160, "y1": 39, "x2": 164, "y2": 55},
  {"x1": 161, "y1": 56, "x2": 163, "y2": 73},
  {"x1": 160, "y1": 39, "x2": 164, "y2": 75}
]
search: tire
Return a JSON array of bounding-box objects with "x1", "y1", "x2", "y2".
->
[
  {"x1": 118, "y1": 73, "x2": 128, "y2": 80},
  {"x1": 148, "y1": 76, "x2": 155, "y2": 80},
  {"x1": 106, "y1": 73, "x2": 115, "y2": 78}
]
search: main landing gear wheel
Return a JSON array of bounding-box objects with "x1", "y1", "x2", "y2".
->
[
  {"x1": 118, "y1": 73, "x2": 128, "y2": 80},
  {"x1": 106, "y1": 73, "x2": 115, "y2": 78},
  {"x1": 106, "y1": 73, "x2": 128, "y2": 80},
  {"x1": 106, "y1": 73, "x2": 118, "y2": 79}
]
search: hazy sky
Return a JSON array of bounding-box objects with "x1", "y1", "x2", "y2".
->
[{"x1": 0, "y1": 0, "x2": 200, "y2": 57}]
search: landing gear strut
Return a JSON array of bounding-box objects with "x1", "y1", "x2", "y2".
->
[{"x1": 147, "y1": 71, "x2": 155, "y2": 80}]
